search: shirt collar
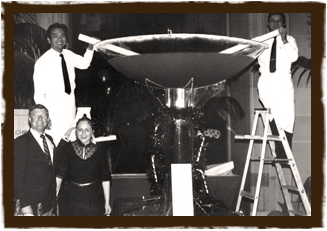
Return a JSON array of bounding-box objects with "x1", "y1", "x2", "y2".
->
[
  {"x1": 270, "y1": 36, "x2": 281, "y2": 42},
  {"x1": 30, "y1": 128, "x2": 45, "y2": 140},
  {"x1": 50, "y1": 48, "x2": 66, "y2": 56}
]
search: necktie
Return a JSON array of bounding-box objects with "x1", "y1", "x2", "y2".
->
[
  {"x1": 270, "y1": 37, "x2": 277, "y2": 73},
  {"x1": 40, "y1": 134, "x2": 52, "y2": 165},
  {"x1": 60, "y1": 54, "x2": 71, "y2": 94}
]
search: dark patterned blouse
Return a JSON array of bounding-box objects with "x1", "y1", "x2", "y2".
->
[{"x1": 56, "y1": 139, "x2": 111, "y2": 184}]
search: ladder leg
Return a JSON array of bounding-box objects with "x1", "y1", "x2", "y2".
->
[
  {"x1": 275, "y1": 162, "x2": 295, "y2": 215},
  {"x1": 235, "y1": 111, "x2": 260, "y2": 214},
  {"x1": 251, "y1": 111, "x2": 270, "y2": 216},
  {"x1": 262, "y1": 111, "x2": 295, "y2": 215},
  {"x1": 277, "y1": 127, "x2": 311, "y2": 216},
  {"x1": 261, "y1": 111, "x2": 277, "y2": 158}
]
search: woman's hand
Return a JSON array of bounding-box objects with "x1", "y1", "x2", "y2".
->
[
  {"x1": 63, "y1": 127, "x2": 76, "y2": 141},
  {"x1": 104, "y1": 203, "x2": 112, "y2": 216}
]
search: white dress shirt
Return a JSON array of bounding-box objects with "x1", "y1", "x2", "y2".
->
[
  {"x1": 257, "y1": 35, "x2": 298, "y2": 133},
  {"x1": 30, "y1": 128, "x2": 55, "y2": 163},
  {"x1": 33, "y1": 48, "x2": 94, "y2": 145}
]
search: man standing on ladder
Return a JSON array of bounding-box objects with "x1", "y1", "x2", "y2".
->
[
  {"x1": 257, "y1": 13, "x2": 298, "y2": 157},
  {"x1": 235, "y1": 16, "x2": 310, "y2": 215}
]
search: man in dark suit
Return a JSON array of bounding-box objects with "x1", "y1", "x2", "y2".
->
[{"x1": 14, "y1": 104, "x2": 57, "y2": 216}]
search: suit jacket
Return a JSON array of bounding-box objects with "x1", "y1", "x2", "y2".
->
[{"x1": 14, "y1": 130, "x2": 58, "y2": 215}]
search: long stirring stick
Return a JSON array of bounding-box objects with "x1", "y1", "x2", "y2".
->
[
  {"x1": 78, "y1": 34, "x2": 140, "y2": 56},
  {"x1": 220, "y1": 29, "x2": 280, "y2": 54}
]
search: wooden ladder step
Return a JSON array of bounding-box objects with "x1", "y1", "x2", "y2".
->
[
  {"x1": 281, "y1": 185, "x2": 299, "y2": 192},
  {"x1": 235, "y1": 134, "x2": 282, "y2": 141},
  {"x1": 250, "y1": 157, "x2": 292, "y2": 162},
  {"x1": 254, "y1": 108, "x2": 269, "y2": 112},
  {"x1": 288, "y1": 210, "x2": 308, "y2": 216},
  {"x1": 240, "y1": 191, "x2": 254, "y2": 200}
]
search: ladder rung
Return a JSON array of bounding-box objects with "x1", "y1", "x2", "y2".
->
[
  {"x1": 281, "y1": 185, "x2": 299, "y2": 192},
  {"x1": 235, "y1": 134, "x2": 282, "y2": 141},
  {"x1": 250, "y1": 157, "x2": 292, "y2": 162},
  {"x1": 288, "y1": 210, "x2": 308, "y2": 216},
  {"x1": 255, "y1": 108, "x2": 269, "y2": 112},
  {"x1": 268, "y1": 158, "x2": 292, "y2": 162},
  {"x1": 240, "y1": 190, "x2": 254, "y2": 200}
]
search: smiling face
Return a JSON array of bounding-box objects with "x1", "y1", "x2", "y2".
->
[
  {"x1": 29, "y1": 108, "x2": 50, "y2": 134},
  {"x1": 76, "y1": 120, "x2": 93, "y2": 146},
  {"x1": 267, "y1": 14, "x2": 285, "y2": 31},
  {"x1": 47, "y1": 28, "x2": 67, "y2": 53}
]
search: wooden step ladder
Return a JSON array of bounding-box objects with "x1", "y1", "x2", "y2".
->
[{"x1": 234, "y1": 108, "x2": 311, "y2": 216}]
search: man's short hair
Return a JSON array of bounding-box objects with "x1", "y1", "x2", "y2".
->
[
  {"x1": 28, "y1": 104, "x2": 49, "y2": 117},
  {"x1": 267, "y1": 13, "x2": 286, "y2": 25},
  {"x1": 46, "y1": 23, "x2": 69, "y2": 39}
]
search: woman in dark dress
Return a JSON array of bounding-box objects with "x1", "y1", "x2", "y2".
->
[{"x1": 55, "y1": 115, "x2": 112, "y2": 216}]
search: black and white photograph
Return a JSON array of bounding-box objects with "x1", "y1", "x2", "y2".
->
[{"x1": 4, "y1": 0, "x2": 325, "y2": 229}]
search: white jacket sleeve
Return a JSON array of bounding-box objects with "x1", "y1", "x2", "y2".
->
[
  {"x1": 283, "y1": 35, "x2": 298, "y2": 63},
  {"x1": 72, "y1": 49, "x2": 94, "y2": 70}
]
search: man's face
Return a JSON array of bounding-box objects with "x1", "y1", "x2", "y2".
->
[
  {"x1": 47, "y1": 28, "x2": 67, "y2": 53},
  {"x1": 267, "y1": 14, "x2": 284, "y2": 31},
  {"x1": 29, "y1": 108, "x2": 50, "y2": 134}
]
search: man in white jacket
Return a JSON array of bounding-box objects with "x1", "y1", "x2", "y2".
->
[
  {"x1": 33, "y1": 23, "x2": 94, "y2": 145},
  {"x1": 257, "y1": 13, "x2": 298, "y2": 157}
]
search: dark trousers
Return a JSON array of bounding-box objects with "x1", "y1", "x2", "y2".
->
[{"x1": 269, "y1": 119, "x2": 293, "y2": 159}]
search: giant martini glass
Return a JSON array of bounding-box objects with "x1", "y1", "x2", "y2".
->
[{"x1": 91, "y1": 33, "x2": 270, "y2": 216}]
